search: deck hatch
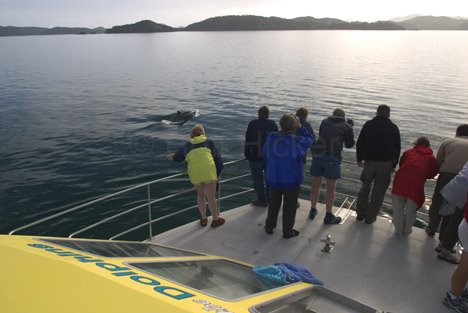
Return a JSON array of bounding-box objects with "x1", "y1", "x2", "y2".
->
[
  {"x1": 128, "y1": 260, "x2": 286, "y2": 300},
  {"x1": 40, "y1": 239, "x2": 202, "y2": 257}
]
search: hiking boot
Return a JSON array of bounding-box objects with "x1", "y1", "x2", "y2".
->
[
  {"x1": 309, "y1": 208, "x2": 318, "y2": 220},
  {"x1": 252, "y1": 200, "x2": 268, "y2": 207},
  {"x1": 426, "y1": 227, "x2": 436, "y2": 237},
  {"x1": 443, "y1": 293, "x2": 468, "y2": 313},
  {"x1": 324, "y1": 213, "x2": 341, "y2": 225}
]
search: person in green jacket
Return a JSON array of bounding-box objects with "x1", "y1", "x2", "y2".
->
[{"x1": 167, "y1": 124, "x2": 225, "y2": 228}]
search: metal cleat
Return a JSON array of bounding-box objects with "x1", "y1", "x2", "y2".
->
[{"x1": 321, "y1": 234, "x2": 335, "y2": 253}]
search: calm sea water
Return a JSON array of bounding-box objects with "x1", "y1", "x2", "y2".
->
[{"x1": 1, "y1": 31, "x2": 467, "y2": 239}]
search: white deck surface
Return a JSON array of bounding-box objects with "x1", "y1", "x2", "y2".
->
[{"x1": 152, "y1": 198, "x2": 457, "y2": 313}]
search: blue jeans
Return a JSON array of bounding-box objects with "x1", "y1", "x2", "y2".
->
[{"x1": 249, "y1": 160, "x2": 268, "y2": 202}]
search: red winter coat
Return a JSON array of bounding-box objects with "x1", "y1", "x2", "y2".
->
[{"x1": 392, "y1": 145, "x2": 439, "y2": 208}]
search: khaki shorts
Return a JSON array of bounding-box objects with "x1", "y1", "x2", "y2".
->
[{"x1": 458, "y1": 219, "x2": 468, "y2": 248}]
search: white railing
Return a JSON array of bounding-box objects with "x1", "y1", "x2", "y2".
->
[
  {"x1": 9, "y1": 157, "x2": 433, "y2": 240},
  {"x1": 8, "y1": 159, "x2": 249, "y2": 239}
]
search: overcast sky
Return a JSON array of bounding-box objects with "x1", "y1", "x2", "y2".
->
[{"x1": 1, "y1": 0, "x2": 468, "y2": 28}]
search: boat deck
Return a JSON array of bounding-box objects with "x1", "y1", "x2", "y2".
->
[{"x1": 152, "y1": 198, "x2": 456, "y2": 313}]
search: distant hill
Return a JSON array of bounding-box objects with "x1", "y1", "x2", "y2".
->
[
  {"x1": 105, "y1": 20, "x2": 176, "y2": 33},
  {"x1": 185, "y1": 15, "x2": 404, "y2": 31},
  {"x1": 0, "y1": 26, "x2": 105, "y2": 36},
  {"x1": 397, "y1": 16, "x2": 468, "y2": 30},
  {"x1": 390, "y1": 15, "x2": 421, "y2": 23},
  {"x1": 4, "y1": 14, "x2": 468, "y2": 37}
]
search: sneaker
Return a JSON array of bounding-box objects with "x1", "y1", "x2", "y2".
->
[
  {"x1": 364, "y1": 217, "x2": 376, "y2": 224},
  {"x1": 252, "y1": 200, "x2": 268, "y2": 207},
  {"x1": 443, "y1": 293, "x2": 468, "y2": 313},
  {"x1": 211, "y1": 217, "x2": 225, "y2": 228},
  {"x1": 435, "y1": 245, "x2": 457, "y2": 254},
  {"x1": 324, "y1": 213, "x2": 342, "y2": 225},
  {"x1": 461, "y1": 289, "x2": 468, "y2": 302},
  {"x1": 309, "y1": 208, "x2": 318, "y2": 220}
]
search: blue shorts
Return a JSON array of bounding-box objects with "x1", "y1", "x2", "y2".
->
[{"x1": 309, "y1": 156, "x2": 341, "y2": 180}]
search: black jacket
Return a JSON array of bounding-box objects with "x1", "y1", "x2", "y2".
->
[
  {"x1": 356, "y1": 116, "x2": 401, "y2": 167},
  {"x1": 244, "y1": 118, "x2": 278, "y2": 161},
  {"x1": 312, "y1": 116, "x2": 355, "y2": 160}
]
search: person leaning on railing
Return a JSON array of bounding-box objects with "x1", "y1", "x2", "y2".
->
[
  {"x1": 391, "y1": 136, "x2": 439, "y2": 236},
  {"x1": 426, "y1": 124, "x2": 468, "y2": 237},
  {"x1": 308, "y1": 108, "x2": 355, "y2": 225},
  {"x1": 167, "y1": 124, "x2": 225, "y2": 228}
]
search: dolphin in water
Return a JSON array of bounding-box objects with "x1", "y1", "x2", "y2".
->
[{"x1": 162, "y1": 110, "x2": 199, "y2": 125}]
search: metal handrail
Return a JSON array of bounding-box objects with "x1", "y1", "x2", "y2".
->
[
  {"x1": 110, "y1": 189, "x2": 253, "y2": 240},
  {"x1": 8, "y1": 172, "x2": 187, "y2": 235},
  {"x1": 68, "y1": 187, "x2": 196, "y2": 238},
  {"x1": 9, "y1": 156, "x2": 434, "y2": 239},
  {"x1": 9, "y1": 158, "x2": 246, "y2": 237},
  {"x1": 109, "y1": 172, "x2": 253, "y2": 239}
]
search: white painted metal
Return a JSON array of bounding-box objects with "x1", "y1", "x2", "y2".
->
[{"x1": 152, "y1": 198, "x2": 455, "y2": 313}]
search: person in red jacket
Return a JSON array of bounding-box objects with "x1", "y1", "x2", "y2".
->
[{"x1": 391, "y1": 137, "x2": 439, "y2": 235}]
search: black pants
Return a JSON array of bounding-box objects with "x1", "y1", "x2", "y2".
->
[
  {"x1": 265, "y1": 187, "x2": 300, "y2": 236},
  {"x1": 427, "y1": 172, "x2": 458, "y2": 233},
  {"x1": 439, "y1": 207, "x2": 463, "y2": 250}
]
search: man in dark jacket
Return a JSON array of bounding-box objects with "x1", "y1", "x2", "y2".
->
[
  {"x1": 244, "y1": 106, "x2": 278, "y2": 207},
  {"x1": 296, "y1": 107, "x2": 316, "y2": 164},
  {"x1": 355, "y1": 105, "x2": 401, "y2": 224},
  {"x1": 309, "y1": 108, "x2": 355, "y2": 224}
]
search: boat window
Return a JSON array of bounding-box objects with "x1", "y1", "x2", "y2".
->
[
  {"x1": 129, "y1": 260, "x2": 286, "y2": 300},
  {"x1": 40, "y1": 239, "x2": 202, "y2": 257}
]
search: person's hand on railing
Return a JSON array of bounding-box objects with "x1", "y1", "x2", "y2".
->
[{"x1": 167, "y1": 153, "x2": 175, "y2": 161}]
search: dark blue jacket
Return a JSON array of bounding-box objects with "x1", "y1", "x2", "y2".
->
[
  {"x1": 244, "y1": 118, "x2": 278, "y2": 161},
  {"x1": 312, "y1": 116, "x2": 355, "y2": 160},
  {"x1": 262, "y1": 127, "x2": 313, "y2": 189}
]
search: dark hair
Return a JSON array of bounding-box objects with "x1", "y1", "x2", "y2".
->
[
  {"x1": 279, "y1": 114, "x2": 299, "y2": 133},
  {"x1": 413, "y1": 136, "x2": 430, "y2": 147},
  {"x1": 456, "y1": 124, "x2": 468, "y2": 137},
  {"x1": 258, "y1": 106, "x2": 269, "y2": 119},
  {"x1": 376, "y1": 105, "x2": 390, "y2": 118},
  {"x1": 333, "y1": 108, "x2": 345, "y2": 117},
  {"x1": 296, "y1": 107, "x2": 308, "y2": 118}
]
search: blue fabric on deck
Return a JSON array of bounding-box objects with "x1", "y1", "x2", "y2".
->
[
  {"x1": 253, "y1": 263, "x2": 323, "y2": 286},
  {"x1": 253, "y1": 265, "x2": 289, "y2": 284}
]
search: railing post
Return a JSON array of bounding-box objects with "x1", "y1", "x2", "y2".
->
[
  {"x1": 147, "y1": 185, "x2": 153, "y2": 239},
  {"x1": 217, "y1": 179, "x2": 221, "y2": 212}
]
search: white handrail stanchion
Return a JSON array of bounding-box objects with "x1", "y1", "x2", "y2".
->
[{"x1": 147, "y1": 185, "x2": 153, "y2": 240}]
